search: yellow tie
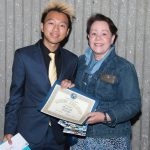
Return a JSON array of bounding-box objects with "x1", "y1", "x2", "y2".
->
[{"x1": 48, "y1": 53, "x2": 57, "y2": 86}]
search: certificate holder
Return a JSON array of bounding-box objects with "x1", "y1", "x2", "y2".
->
[{"x1": 40, "y1": 81, "x2": 98, "y2": 125}]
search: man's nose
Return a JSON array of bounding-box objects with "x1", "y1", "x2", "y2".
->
[{"x1": 53, "y1": 24, "x2": 59, "y2": 31}]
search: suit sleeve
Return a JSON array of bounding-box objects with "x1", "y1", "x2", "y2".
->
[
  {"x1": 4, "y1": 50, "x2": 26, "y2": 135},
  {"x1": 70, "y1": 57, "x2": 78, "y2": 82}
]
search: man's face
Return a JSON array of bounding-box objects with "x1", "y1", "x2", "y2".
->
[{"x1": 41, "y1": 11, "x2": 69, "y2": 48}]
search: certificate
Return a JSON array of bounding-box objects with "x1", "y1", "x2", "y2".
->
[{"x1": 41, "y1": 82, "x2": 98, "y2": 125}]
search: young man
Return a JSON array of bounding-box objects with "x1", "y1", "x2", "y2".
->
[{"x1": 3, "y1": 1, "x2": 78, "y2": 149}]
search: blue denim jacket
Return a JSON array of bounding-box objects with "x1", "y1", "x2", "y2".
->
[{"x1": 75, "y1": 47, "x2": 141, "y2": 138}]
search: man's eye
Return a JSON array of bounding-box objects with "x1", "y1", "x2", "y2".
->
[
  {"x1": 46, "y1": 21, "x2": 54, "y2": 25},
  {"x1": 48, "y1": 22, "x2": 54, "y2": 25}
]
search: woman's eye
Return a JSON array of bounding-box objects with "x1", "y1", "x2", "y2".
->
[
  {"x1": 90, "y1": 32, "x2": 97, "y2": 36},
  {"x1": 102, "y1": 32, "x2": 109, "y2": 36},
  {"x1": 60, "y1": 24, "x2": 66, "y2": 28}
]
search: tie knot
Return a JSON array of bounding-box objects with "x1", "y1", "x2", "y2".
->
[{"x1": 49, "y1": 53, "x2": 55, "y2": 60}]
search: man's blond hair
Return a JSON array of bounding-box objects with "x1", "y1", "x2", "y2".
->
[{"x1": 42, "y1": 0, "x2": 75, "y2": 22}]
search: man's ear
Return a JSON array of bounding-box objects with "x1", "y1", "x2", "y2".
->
[
  {"x1": 66, "y1": 29, "x2": 70, "y2": 37},
  {"x1": 41, "y1": 23, "x2": 44, "y2": 32}
]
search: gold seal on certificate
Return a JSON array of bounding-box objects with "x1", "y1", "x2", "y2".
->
[{"x1": 41, "y1": 84, "x2": 97, "y2": 125}]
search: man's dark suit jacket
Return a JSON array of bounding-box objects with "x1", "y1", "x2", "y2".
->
[{"x1": 4, "y1": 40, "x2": 78, "y2": 145}]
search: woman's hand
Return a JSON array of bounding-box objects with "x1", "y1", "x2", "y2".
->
[
  {"x1": 86, "y1": 112, "x2": 111, "y2": 124},
  {"x1": 86, "y1": 112, "x2": 105, "y2": 124},
  {"x1": 61, "y1": 79, "x2": 75, "y2": 89}
]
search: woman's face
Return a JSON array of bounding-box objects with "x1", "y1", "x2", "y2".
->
[{"x1": 88, "y1": 21, "x2": 115, "y2": 60}]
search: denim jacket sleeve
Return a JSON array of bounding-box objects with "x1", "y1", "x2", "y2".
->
[{"x1": 107, "y1": 63, "x2": 141, "y2": 126}]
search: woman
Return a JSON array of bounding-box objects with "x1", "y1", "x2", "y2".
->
[{"x1": 62, "y1": 13, "x2": 141, "y2": 150}]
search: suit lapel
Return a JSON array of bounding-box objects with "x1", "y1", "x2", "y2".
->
[
  {"x1": 32, "y1": 42, "x2": 50, "y2": 87},
  {"x1": 58, "y1": 49, "x2": 65, "y2": 81}
]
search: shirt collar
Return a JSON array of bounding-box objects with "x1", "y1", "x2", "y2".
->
[{"x1": 40, "y1": 40, "x2": 61, "y2": 56}]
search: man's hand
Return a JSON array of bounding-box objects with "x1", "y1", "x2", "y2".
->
[{"x1": 3, "y1": 134, "x2": 13, "y2": 144}]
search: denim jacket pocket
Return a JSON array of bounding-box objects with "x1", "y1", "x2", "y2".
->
[
  {"x1": 95, "y1": 74, "x2": 118, "y2": 101},
  {"x1": 100, "y1": 74, "x2": 118, "y2": 84}
]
